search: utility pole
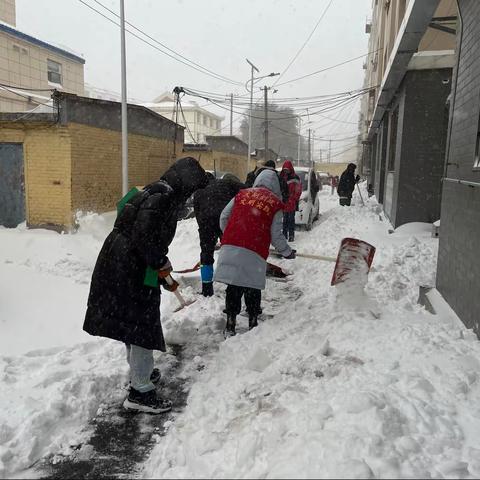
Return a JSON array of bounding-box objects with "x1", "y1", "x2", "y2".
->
[
  {"x1": 230, "y1": 93, "x2": 233, "y2": 136},
  {"x1": 263, "y1": 85, "x2": 269, "y2": 162},
  {"x1": 312, "y1": 131, "x2": 315, "y2": 168},
  {"x1": 120, "y1": 0, "x2": 128, "y2": 196},
  {"x1": 328, "y1": 139, "x2": 332, "y2": 163},
  {"x1": 308, "y1": 129, "x2": 311, "y2": 165},
  {"x1": 246, "y1": 59, "x2": 259, "y2": 172}
]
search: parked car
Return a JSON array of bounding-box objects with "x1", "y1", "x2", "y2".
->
[
  {"x1": 295, "y1": 167, "x2": 320, "y2": 230},
  {"x1": 177, "y1": 170, "x2": 241, "y2": 220}
]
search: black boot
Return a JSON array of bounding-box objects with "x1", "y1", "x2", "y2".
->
[
  {"x1": 123, "y1": 388, "x2": 172, "y2": 414},
  {"x1": 201, "y1": 282, "x2": 214, "y2": 297},
  {"x1": 224, "y1": 314, "x2": 236, "y2": 338},
  {"x1": 248, "y1": 314, "x2": 258, "y2": 330}
]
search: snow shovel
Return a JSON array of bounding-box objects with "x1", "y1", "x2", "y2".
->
[
  {"x1": 165, "y1": 274, "x2": 196, "y2": 312},
  {"x1": 269, "y1": 249, "x2": 336, "y2": 264},
  {"x1": 331, "y1": 238, "x2": 375, "y2": 287}
]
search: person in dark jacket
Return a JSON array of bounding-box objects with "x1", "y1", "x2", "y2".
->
[
  {"x1": 337, "y1": 163, "x2": 360, "y2": 206},
  {"x1": 83, "y1": 157, "x2": 208, "y2": 414},
  {"x1": 193, "y1": 178, "x2": 245, "y2": 297},
  {"x1": 279, "y1": 160, "x2": 302, "y2": 242}
]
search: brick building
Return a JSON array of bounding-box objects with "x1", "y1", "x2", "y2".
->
[
  {"x1": 436, "y1": 0, "x2": 480, "y2": 335},
  {"x1": 182, "y1": 135, "x2": 249, "y2": 182},
  {"x1": 0, "y1": 92, "x2": 182, "y2": 229},
  {"x1": 360, "y1": 0, "x2": 457, "y2": 228}
]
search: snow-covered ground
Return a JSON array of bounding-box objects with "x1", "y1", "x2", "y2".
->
[{"x1": 2, "y1": 186, "x2": 480, "y2": 479}]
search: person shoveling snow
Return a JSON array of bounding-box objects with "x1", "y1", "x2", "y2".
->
[{"x1": 83, "y1": 157, "x2": 209, "y2": 414}]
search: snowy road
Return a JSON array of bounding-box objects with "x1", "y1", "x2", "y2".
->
[{"x1": 2, "y1": 187, "x2": 480, "y2": 479}]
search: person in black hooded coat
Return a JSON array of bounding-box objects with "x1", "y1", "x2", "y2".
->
[
  {"x1": 83, "y1": 157, "x2": 208, "y2": 414},
  {"x1": 337, "y1": 163, "x2": 360, "y2": 206},
  {"x1": 193, "y1": 178, "x2": 245, "y2": 296}
]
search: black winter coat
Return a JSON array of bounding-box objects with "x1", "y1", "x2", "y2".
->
[
  {"x1": 194, "y1": 179, "x2": 245, "y2": 265},
  {"x1": 83, "y1": 157, "x2": 208, "y2": 351},
  {"x1": 337, "y1": 168, "x2": 358, "y2": 197}
]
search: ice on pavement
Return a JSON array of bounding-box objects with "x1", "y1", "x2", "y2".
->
[{"x1": 1, "y1": 186, "x2": 480, "y2": 478}]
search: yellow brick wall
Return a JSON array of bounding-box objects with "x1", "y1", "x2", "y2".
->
[
  {"x1": 0, "y1": 124, "x2": 73, "y2": 227},
  {"x1": 181, "y1": 150, "x2": 249, "y2": 182},
  {"x1": 69, "y1": 123, "x2": 180, "y2": 215}
]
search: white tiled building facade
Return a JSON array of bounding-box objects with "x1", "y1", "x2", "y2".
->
[{"x1": 0, "y1": 0, "x2": 85, "y2": 112}]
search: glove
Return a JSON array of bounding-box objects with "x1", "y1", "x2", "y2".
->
[
  {"x1": 200, "y1": 264, "x2": 214, "y2": 283},
  {"x1": 201, "y1": 282, "x2": 214, "y2": 297},
  {"x1": 355, "y1": 175, "x2": 360, "y2": 183},
  {"x1": 283, "y1": 249, "x2": 296, "y2": 260},
  {"x1": 158, "y1": 258, "x2": 173, "y2": 278},
  {"x1": 160, "y1": 276, "x2": 179, "y2": 292}
]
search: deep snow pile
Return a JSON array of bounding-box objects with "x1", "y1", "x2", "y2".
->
[
  {"x1": 143, "y1": 190, "x2": 480, "y2": 479},
  {"x1": 2, "y1": 188, "x2": 480, "y2": 479},
  {"x1": 0, "y1": 212, "x2": 203, "y2": 478}
]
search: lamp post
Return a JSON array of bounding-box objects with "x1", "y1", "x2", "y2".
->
[{"x1": 120, "y1": 0, "x2": 128, "y2": 196}]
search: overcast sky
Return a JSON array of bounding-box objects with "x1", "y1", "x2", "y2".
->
[{"x1": 16, "y1": 0, "x2": 371, "y2": 161}]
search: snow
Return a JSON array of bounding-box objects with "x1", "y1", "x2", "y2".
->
[{"x1": 2, "y1": 185, "x2": 480, "y2": 478}]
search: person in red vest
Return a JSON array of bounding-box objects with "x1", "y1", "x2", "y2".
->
[
  {"x1": 214, "y1": 169, "x2": 296, "y2": 337},
  {"x1": 279, "y1": 160, "x2": 302, "y2": 242}
]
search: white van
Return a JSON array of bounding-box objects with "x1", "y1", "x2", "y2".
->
[{"x1": 295, "y1": 167, "x2": 320, "y2": 230}]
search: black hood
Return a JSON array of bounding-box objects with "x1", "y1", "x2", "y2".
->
[
  {"x1": 160, "y1": 157, "x2": 209, "y2": 202},
  {"x1": 347, "y1": 163, "x2": 357, "y2": 171}
]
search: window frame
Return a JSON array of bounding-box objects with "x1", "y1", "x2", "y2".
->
[{"x1": 47, "y1": 59, "x2": 63, "y2": 85}]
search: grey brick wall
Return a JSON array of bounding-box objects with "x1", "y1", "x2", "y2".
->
[{"x1": 436, "y1": 0, "x2": 480, "y2": 335}]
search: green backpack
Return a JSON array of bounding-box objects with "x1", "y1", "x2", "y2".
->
[{"x1": 116, "y1": 187, "x2": 159, "y2": 288}]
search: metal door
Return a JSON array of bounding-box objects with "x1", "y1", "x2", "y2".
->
[{"x1": 0, "y1": 143, "x2": 25, "y2": 227}]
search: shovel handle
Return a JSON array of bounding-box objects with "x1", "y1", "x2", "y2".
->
[{"x1": 165, "y1": 275, "x2": 187, "y2": 306}]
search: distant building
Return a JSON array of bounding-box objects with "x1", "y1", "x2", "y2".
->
[
  {"x1": 145, "y1": 92, "x2": 223, "y2": 144},
  {"x1": 182, "y1": 135, "x2": 249, "y2": 181},
  {"x1": 0, "y1": 0, "x2": 85, "y2": 112},
  {"x1": 436, "y1": 0, "x2": 480, "y2": 336},
  {"x1": 360, "y1": 0, "x2": 456, "y2": 227}
]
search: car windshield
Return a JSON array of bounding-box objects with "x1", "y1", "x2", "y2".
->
[{"x1": 297, "y1": 171, "x2": 309, "y2": 191}]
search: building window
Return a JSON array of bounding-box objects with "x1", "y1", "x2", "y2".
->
[{"x1": 47, "y1": 59, "x2": 62, "y2": 85}]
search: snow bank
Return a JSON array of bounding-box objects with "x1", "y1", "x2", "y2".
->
[{"x1": 143, "y1": 190, "x2": 480, "y2": 479}]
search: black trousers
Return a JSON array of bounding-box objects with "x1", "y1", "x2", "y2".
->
[
  {"x1": 225, "y1": 285, "x2": 261, "y2": 316},
  {"x1": 339, "y1": 196, "x2": 352, "y2": 206},
  {"x1": 198, "y1": 218, "x2": 222, "y2": 265},
  {"x1": 282, "y1": 211, "x2": 295, "y2": 240}
]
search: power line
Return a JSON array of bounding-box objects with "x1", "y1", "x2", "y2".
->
[
  {"x1": 276, "y1": 49, "x2": 383, "y2": 87},
  {"x1": 78, "y1": 0, "x2": 242, "y2": 86},
  {"x1": 274, "y1": 0, "x2": 335, "y2": 86}
]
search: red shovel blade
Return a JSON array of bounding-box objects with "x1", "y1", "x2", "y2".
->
[{"x1": 331, "y1": 238, "x2": 376, "y2": 287}]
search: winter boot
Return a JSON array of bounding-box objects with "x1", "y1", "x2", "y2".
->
[
  {"x1": 248, "y1": 314, "x2": 258, "y2": 330},
  {"x1": 150, "y1": 368, "x2": 161, "y2": 384},
  {"x1": 224, "y1": 314, "x2": 236, "y2": 338},
  {"x1": 123, "y1": 388, "x2": 172, "y2": 414}
]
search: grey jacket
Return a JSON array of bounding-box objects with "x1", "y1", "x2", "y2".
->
[{"x1": 214, "y1": 169, "x2": 292, "y2": 290}]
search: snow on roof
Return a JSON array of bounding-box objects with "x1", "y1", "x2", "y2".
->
[{"x1": 0, "y1": 19, "x2": 85, "y2": 64}]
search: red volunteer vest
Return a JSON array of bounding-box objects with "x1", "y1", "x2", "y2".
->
[{"x1": 221, "y1": 187, "x2": 284, "y2": 259}]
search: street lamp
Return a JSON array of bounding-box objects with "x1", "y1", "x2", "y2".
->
[{"x1": 245, "y1": 59, "x2": 279, "y2": 171}]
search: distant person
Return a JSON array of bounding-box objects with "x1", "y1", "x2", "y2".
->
[
  {"x1": 193, "y1": 178, "x2": 245, "y2": 297},
  {"x1": 83, "y1": 157, "x2": 209, "y2": 414},
  {"x1": 215, "y1": 169, "x2": 295, "y2": 337},
  {"x1": 331, "y1": 175, "x2": 339, "y2": 195},
  {"x1": 337, "y1": 163, "x2": 360, "y2": 206},
  {"x1": 279, "y1": 160, "x2": 302, "y2": 242}
]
